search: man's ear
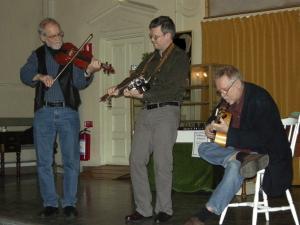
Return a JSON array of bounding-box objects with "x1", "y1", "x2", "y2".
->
[
  {"x1": 166, "y1": 32, "x2": 173, "y2": 40},
  {"x1": 40, "y1": 35, "x2": 46, "y2": 43}
]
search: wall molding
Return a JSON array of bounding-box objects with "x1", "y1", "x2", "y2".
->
[
  {"x1": 42, "y1": 0, "x2": 55, "y2": 17},
  {"x1": 176, "y1": 0, "x2": 201, "y2": 17},
  {"x1": 0, "y1": 83, "x2": 28, "y2": 88},
  {"x1": 86, "y1": 0, "x2": 158, "y2": 36}
]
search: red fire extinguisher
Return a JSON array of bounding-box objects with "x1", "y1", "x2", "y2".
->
[{"x1": 79, "y1": 128, "x2": 90, "y2": 161}]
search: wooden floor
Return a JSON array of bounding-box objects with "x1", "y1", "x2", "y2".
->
[{"x1": 0, "y1": 173, "x2": 299, "y2": 225}]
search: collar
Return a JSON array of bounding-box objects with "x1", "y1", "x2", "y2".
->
[
  {"x1": 157, "y1": 42, "x2": 174, "y2": 58},
  {"x1": 230, "y1": 87, "x2": 245, "y2": 110},
  {"x1": 45, "y1": 44, "x2": 60, "y2": 56}
]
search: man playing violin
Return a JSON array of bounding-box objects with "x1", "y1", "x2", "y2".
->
[
  {"x1": 20, "y1": 18, "x2": 101, "y2": 219},
  {"x1": 184, "y1": 65, "x2": 292, "y2": 225}
]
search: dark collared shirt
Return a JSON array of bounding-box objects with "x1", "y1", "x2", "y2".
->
[
  {"x1": 228, "y1": 89, "x2": 245, "y2": 129},
  {"x1": 135, "y1": 44, "x2": 189, "y2": 103},
  {"x1": 228, "y1": 89, "x2": 250, "y2": 152}
]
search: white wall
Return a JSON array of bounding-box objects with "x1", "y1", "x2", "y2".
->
[
  {"x1": 0, "y1": 0, "x2": 44, "y2": 163},
  {"x1": 0, "y1": 0, "x2": 45, "y2": 117}
]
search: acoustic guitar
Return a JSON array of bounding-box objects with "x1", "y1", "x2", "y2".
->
[{"x1": 213, "y1": 105, "x2": 232, "y2": 147}]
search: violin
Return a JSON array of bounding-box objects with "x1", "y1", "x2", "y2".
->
[
  {"x1": 55, "y1": 42, "x2": 92, "y2": 70},
  {"x1": 52, "y1": 34, "x2": 114, "y2": 83},
  {"x1": 54, "y1": 42, "x2": 114, "y2": 74}
]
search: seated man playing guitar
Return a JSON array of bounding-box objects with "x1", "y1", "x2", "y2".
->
[{"x1": 184, "y1": 65, "x2": 292, "y2": 225}]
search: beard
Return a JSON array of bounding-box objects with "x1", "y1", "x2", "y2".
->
[{"x1": 46, "y1": 41, "x2": 63, "y2": 50}]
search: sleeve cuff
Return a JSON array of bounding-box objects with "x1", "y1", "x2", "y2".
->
[
  {"x1": 143, "y1": 91, "x2": 150, "y2": 101},
  {"x1": 84, "y1": 70, "x2": 91, "y2": 77}
]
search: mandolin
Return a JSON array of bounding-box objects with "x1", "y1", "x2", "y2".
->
[{"x1": 213, "y1": 104, "x2": 232, "y2": 147}]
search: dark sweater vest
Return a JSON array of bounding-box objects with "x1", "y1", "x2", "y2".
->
[{"x1": 34, "y1": 45, "x2": 81, "y2": 112}]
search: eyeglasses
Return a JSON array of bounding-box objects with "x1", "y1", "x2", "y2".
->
[
  {"x1": 149, "y1": 33, "x2": 165, "y2": 41},
  {"x1": 217, "y1": 79, "x2": 238, "y2": 97},
  {"x1": 44, "y1": 31, "x2": 64, "y2": 40}
]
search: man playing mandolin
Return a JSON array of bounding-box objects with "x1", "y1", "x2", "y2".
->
[
  {"x1": 107, "y1": 16, "x2": 189, "y2": 223},
  {"x1": 20, "y1": 18, "x2": 102, "y2": 219},
  {"x1": 184, "y1": 65, "x2": 292, "y2": 225}
]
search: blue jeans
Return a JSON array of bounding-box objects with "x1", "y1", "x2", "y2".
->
[
  {"x1": 198, "y1": 142, "x2": 244, "y2": 215},
  {"x1": 33, "y1": 106, "x2": 80, "y2": 208}
]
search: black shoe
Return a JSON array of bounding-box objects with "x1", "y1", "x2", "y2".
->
[
  {"x1": 154, "y1": 212, "x2": 172, "y2": 223},
  {"x1": 125, "y1": 211, "x2": 152, "y2": 222},
  {"x1": 184, "y1": 217, "x2": 205, "y2": 225},
  {"x1": 239, "y1": 154, "x2": 269, "y2": 178},
  {"x1": 63, "y1": 206, "x2": 78, "y2": 219},
  {"x1": 38, "y1": 206, "x2": 59, "y2": 218}
]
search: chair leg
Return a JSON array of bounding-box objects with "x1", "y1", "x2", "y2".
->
[
  {"x1": 16, "y1": 151, "x2": 21, "y2": 178},
  {"x1": 241, "y1": 179, "x2": 247, "y2": 199},
  {"x1": 252, "y1": 173, "x2": 262, "y2": 225},
  {"x1": 219, "y1": 206, "x2": 228, "y2": 225},
  {"x1": 0, "y1": 144, "x2": 5, "y2": 176},
  {"x1": 252, "y1": 194, "x2": 258, "y2": 225},
  {"x1": 286, "y1": 189, "x2": 300, "y2": 225},
  {"x1": 262, "y1": 190, "x2": 269, "y2": 221}
]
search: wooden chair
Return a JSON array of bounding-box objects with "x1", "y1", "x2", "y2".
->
[{"x1": 219, "y1": 116, "x2": 300, "y2": 225}]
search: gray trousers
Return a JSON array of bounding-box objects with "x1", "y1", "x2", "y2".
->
[{"x1": 130, "y1": 105, "x2": 180, "y2": 216}]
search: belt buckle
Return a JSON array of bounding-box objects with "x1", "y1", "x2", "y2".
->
[
  {"x1": 45, "y1": 101, "x2": 64, "y2": 107},
  {"x1": 152, "y1": 104, "x2": 159, "y2": 109},
  {"x1": 45, "y1": 101, "x2": 51, "y2": 107},
  {"x1": 145, "y1": 103, "x2": 158, "y2": 110}
]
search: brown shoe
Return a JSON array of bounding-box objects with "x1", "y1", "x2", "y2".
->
[
  {"x1": 239, "y1": 154, "x2": 269, "y2": 178},
  {"x1": 183, "y1": 217, "x2": 205, "y2": 225},
  {"x1": 125, "y1": 211, "x2": 152, "y2": 222}
]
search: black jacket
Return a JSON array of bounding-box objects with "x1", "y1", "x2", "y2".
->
[{"x1": 215, "y1": 82, "x2": 292, "y2": 197}]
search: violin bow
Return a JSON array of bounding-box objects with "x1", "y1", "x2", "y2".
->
[{"x1": 53, "y1": 33, "x2": 93, "y2": 83}]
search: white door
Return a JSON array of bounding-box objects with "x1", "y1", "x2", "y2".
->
[{"x1": 100, "y1": 36, "x2": 146, "y2": 165}]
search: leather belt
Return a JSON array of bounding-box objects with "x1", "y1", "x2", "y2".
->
[
  {"x1": 44, "y1": 101, "x2": 65, "y2": 107},
  {"x1": 144, "y1": 102, "x2": 180, "y2": 110}
]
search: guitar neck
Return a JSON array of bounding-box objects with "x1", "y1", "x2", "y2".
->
[{"x1": 99, "y1": 73, "x2": 141, "y2": 102}]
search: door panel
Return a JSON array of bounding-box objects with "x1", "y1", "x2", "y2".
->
[{"x1": 101, "y1": 36, "x2": 145, "y2": 165}]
